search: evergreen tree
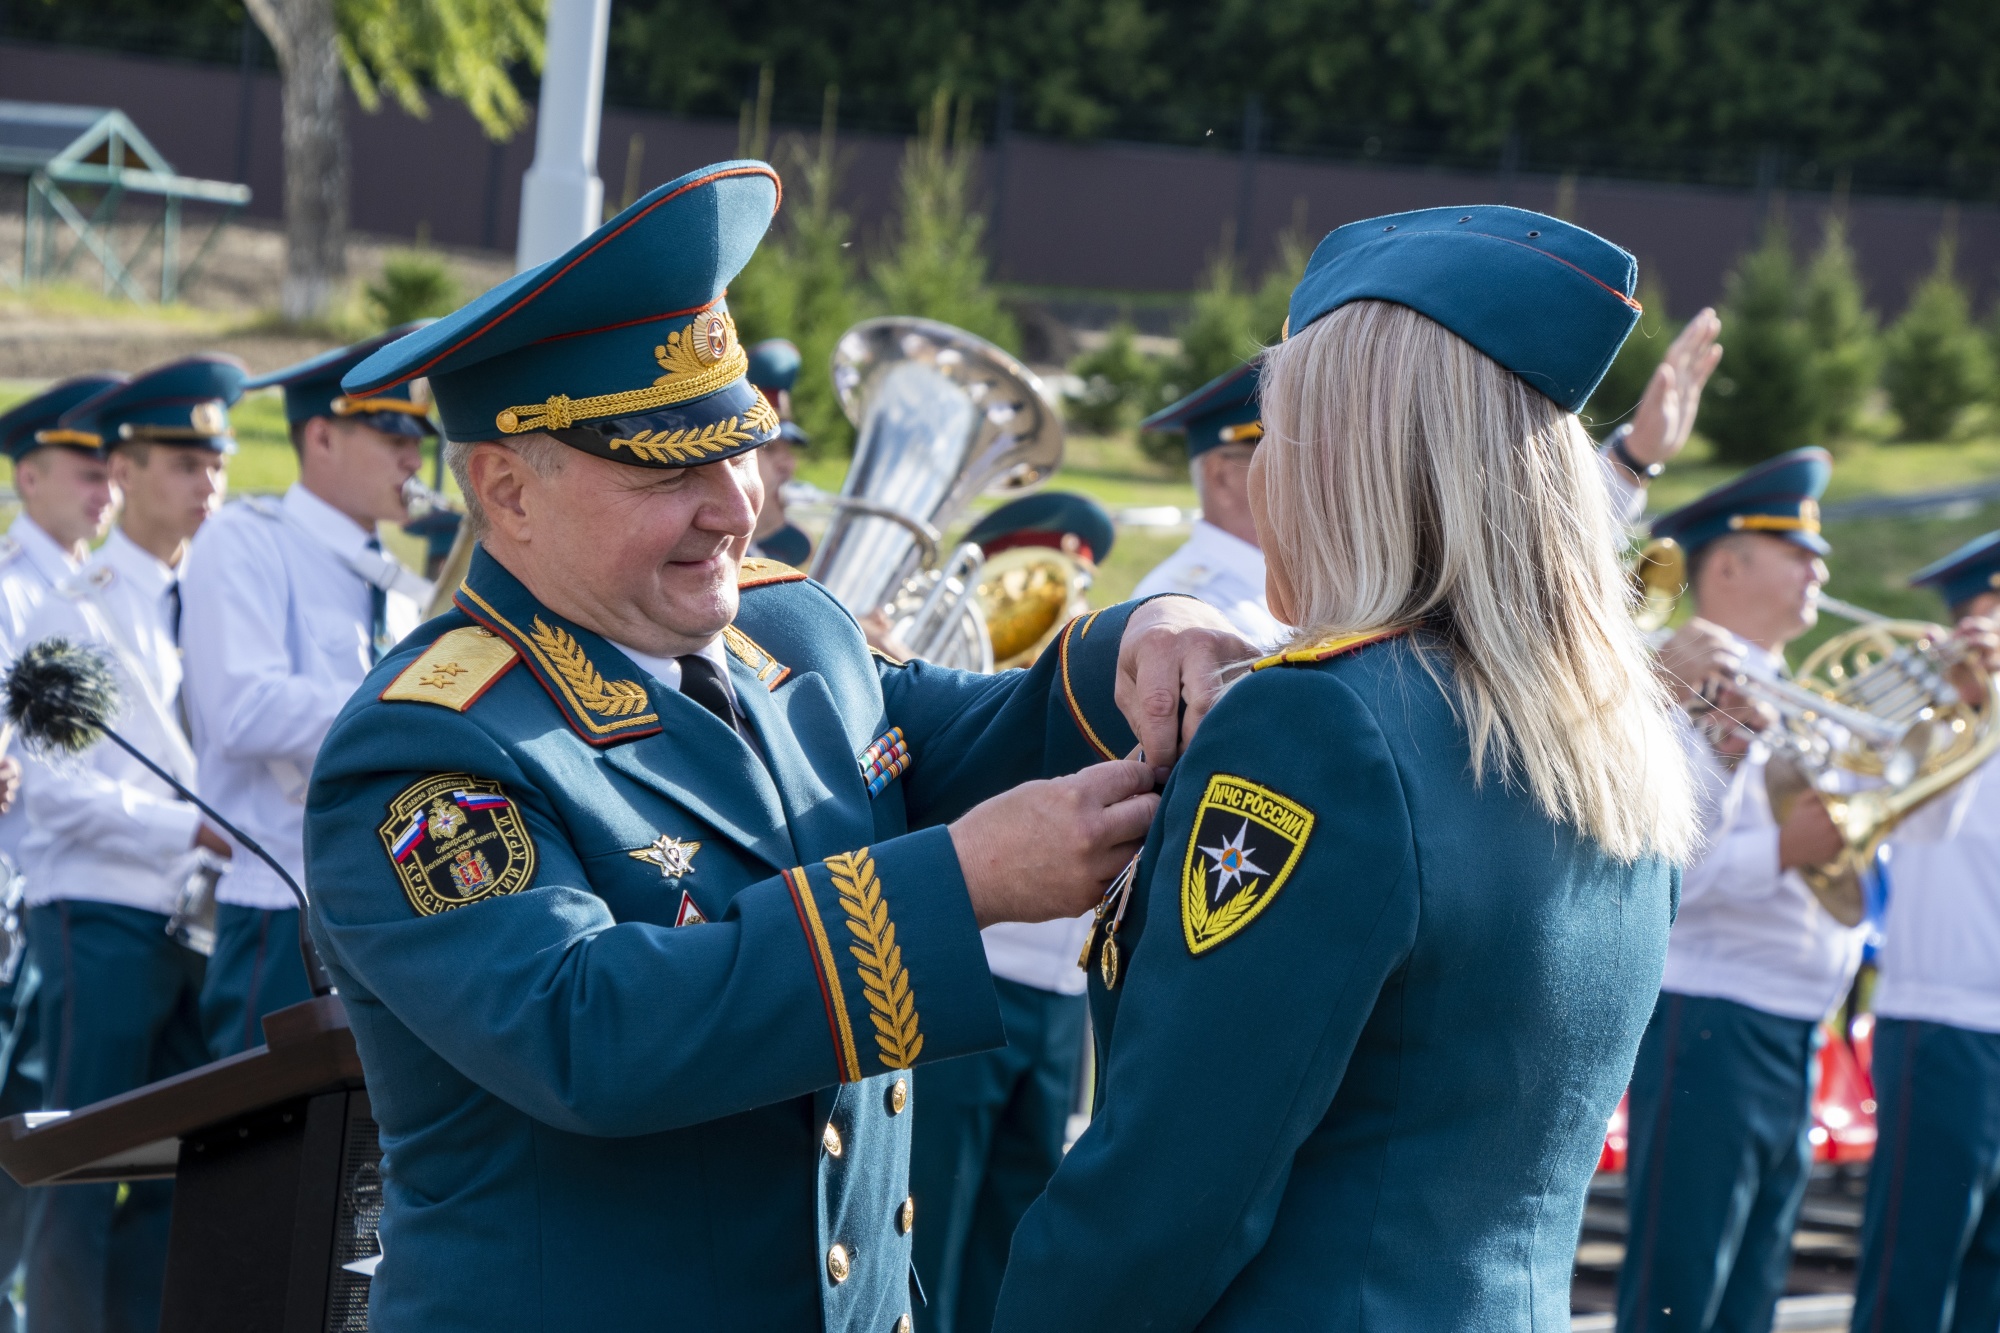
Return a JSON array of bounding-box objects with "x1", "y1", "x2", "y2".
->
[
  {"x1": 1801, "y1": 215, "x2": 1880, "y2": 443},
  {"x1": 1582, "y1": 278, "x2": 1679, "y2": 433},
  {"x1": 1700, "y1": 222, "x2": 1817, "y2": 464},
  {"x1": 1250, "y1": 205, "x2": 1315, "y2": 346},
  {"x1": 730, "y1": 87, "x2": 868, "y2": 454},
  {"x1": 1064, "y1": 322, "x2": 1165, "y2": 436},
  {"x1": 1882, "y1": 236, "x2": 1990, "y2": 441},
  {"x1": 869, "y1": 90, "x2": 1018, "y2": 352}
]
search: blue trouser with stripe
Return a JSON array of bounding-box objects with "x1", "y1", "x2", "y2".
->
[
  {"x1": 197, "y1": 905, "x2": 312, "y2": 1059},
  {"x1": 24, "y1": 901, "x2": 206, "y2": 1333},
  {"x1": 909, "y1": 977, "x2": 1086, "y2": 1333},
  {"x1": 1618, "y1": 991, "x2": 1819, "y2": 1333},
  {"x1": 1851, "y1": 1017, "x2": 2000, "y2": 1333}
]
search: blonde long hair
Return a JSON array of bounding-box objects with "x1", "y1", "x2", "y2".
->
[{"x1": 1257, "y1": 300, "x2": 1694, "y2": 863}]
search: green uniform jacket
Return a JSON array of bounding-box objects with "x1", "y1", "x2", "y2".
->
[
  {"x1": 302, "y1": 549, "x2": 1142, "y2": 1332},
  {"x1": 994, "y1": 630, "x2": 1680, "y2": 1332}
]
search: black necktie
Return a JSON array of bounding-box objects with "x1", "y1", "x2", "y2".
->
[
  {"x1": 676, "y1": 654, "x2": 738, "y2": 731},
  {"x1": 166, "y1": 581, "x2": 182, "y2": 647},
  {"x1": 365, "y1": 535, "x2": 388, "y2": 664}
]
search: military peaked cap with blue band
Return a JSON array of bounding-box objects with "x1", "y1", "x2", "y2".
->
[
  {"x1": 247, "y1": 323, "x2": 438, "y2": 438},
  {"x1": 1649, "y1": 447, "x2": 1832, "y2": 557},
  {"x1": 58, "y1": 355, "x2": 246, "y2": 453},
  {"x1": 963, "y1": 491, "x2": 1116, "y2": 565},
  {"x1": 343, "y1": 161, "x2": 783, "y2": 467},
  {"x1": 1286, "y1": 205, "x2": 1642, "y2": 413},
  {"x1": 1910, "y1": 531, "x2": 2000, "y2": 611},
  {"x1": 0, "y1": 373, "x2": 125, "y2": 459},
  {"x1": 1141, "y1": 360, "x2": 1262, "y2": 459},
  {"x1": 747, "y1": 338, "x2": 802, "y2": 394}
]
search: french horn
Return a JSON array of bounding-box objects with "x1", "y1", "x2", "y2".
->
[{"x1": 1641, "y1": 544, "x2": 2000, "y2": 924}]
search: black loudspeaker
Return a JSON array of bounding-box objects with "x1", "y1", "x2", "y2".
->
[{"x1": 159, "y1": 1088, "x2": 381, "y2": 1333}]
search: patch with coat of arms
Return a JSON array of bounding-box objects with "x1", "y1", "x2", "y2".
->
[
  {"x1": 379, "y1": 773, "x2": 538, "y2": 916},
  {"x1": 1180, "y1": 774, "x2": 1315, "y2": 956}
]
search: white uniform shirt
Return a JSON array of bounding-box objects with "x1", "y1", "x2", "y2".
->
[
  {"x1": 1878, "y1": 753, "x2": 2000, "y2": 1033},
  {"x1": 0, "y1": 514, "x2": 82, "y2": 868},
  {"x1": 178, "y1": 485, "x2": 422, "y2": 911},
  {"x1": 1660, "y1": 642, "x2": 1869, "y2": 1022},
  {"x1": 19, "y1": 529, "x2": 202, "y2": 913},
  {"x1": 1131, "y1": 520, "x2": 1287, "y2": 650}
]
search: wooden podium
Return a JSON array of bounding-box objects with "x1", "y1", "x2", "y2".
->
[{"x1": 0, "y1": 996, "x2": 380, "y2": 1333}]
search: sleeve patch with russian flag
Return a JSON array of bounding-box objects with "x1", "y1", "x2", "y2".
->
[{"x1": 378, "y1": 773, "x2": 538, "y2": 916}]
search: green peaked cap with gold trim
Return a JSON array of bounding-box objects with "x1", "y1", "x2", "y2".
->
[{"x1": 341, "y1": 161, "x2": 784, "y2": 467}]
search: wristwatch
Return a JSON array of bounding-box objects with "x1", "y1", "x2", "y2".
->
[{"x1": 1606, "y1": 424, "x2": 1663, "y2": 481}]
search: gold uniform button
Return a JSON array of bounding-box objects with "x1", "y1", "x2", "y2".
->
[
  {"x1": 888, "y1": 1078, "x2": 908, "y2": 1115},
  {"x1": 823, "y1": 1123, "x2": 843, "y2": 1157},
  {"x1": 827, "y1": 1243, "x2": 850, "y2": 1284},
  {"x1": 898, "y1": 1195, "x2": 915, "y2": 1234},
  {"x1": 895, "y1": 1318, "x2": 911, "y2": 1333}
]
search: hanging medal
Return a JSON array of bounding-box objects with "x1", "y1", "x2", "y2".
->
[{"x1": 1095, "y1": 851, "x2": 1143, "y2": 989}]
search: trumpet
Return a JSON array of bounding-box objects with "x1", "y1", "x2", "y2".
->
[{"x1": 1645, "y1": 541, "x2": 2000, "y2": 923}]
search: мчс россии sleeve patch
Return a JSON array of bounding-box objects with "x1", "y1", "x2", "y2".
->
[
  {"x1": 1181, "y1": 774, "x2": 1315, "y2": 955},
  {"x1": 379, "y1": 774, "x2": 538, "y2": 915}
]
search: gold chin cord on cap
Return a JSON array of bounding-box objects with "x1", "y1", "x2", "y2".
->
[{"x1": 493, "y1": 310, "x2": 748, "y2": 436}]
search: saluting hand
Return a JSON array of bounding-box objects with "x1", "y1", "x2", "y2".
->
[
  {"x1": 1621, "y1": 308, "x2": 1723, "y2": 473},
  {"x1": 1116, "y1": 596, "x2": 1260, "y2": 775},
  {"x1": 951, "y1": 760, "x2": 1159, "y2": 929}
]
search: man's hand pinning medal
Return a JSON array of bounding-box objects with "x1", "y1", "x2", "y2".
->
[{"x1": 949, "y1": 759, "x2": 1159, "y2": 929}]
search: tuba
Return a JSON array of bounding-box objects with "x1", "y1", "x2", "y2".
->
[{"x1": 808, "y1": 318, "x2": 1067, "y2": 671}]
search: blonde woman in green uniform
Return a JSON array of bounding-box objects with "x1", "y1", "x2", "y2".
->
[{"x1": 992, "y1": 206, "x2": 1697, "y2": 1331}]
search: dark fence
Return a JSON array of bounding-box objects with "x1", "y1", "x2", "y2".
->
[{"x1": 3, "y1": 38, "x2": 1998, "y2": 318}]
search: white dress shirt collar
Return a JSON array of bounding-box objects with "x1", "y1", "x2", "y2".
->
[
  {"x1": 1183, "y1": 518, "x2": 1267, "y2": 581},
  {"x1": 100, "y1": 526, "x2": 177, "y2": 606},
  {"x1": 283, "y1": 482, "x2": 377, "y2": 558},
  {"x1": 10, "y1": 512, "x2": 80, "y2": 584},
  {"x1": 609, "y1": 633, "x2": 734, "y2": 703}
]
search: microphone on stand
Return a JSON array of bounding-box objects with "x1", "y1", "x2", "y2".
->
[{"x1": 3, "y1": 637, "x2": 334, "y2": 997}]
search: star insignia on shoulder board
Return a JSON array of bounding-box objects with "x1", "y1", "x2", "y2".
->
[
  {"x1": 419, "y1": 661, "x2": 468, "y2": 689},
  {"x1": 629, "y1": 834, "x2": 700, "y2": 879}
]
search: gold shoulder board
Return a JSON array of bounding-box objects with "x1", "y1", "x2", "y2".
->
[
  {"x1": 1250, "y1": 626, "x2": 1407, "y2": 672},
  {"x1": 380, "y1": 626, "x2": 520, "y2": 711},
  {"x1": 739, "y1": 556, "x2": 807, "y2": 589}
]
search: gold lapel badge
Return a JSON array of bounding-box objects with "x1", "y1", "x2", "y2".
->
[{"x1": 630, "y1": 834, "x2": 701, "y2": 879}]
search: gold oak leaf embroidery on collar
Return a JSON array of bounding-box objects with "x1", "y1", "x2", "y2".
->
[
  {"x1": 527, "y1": 617, "x2": 650, "y2": 717},
  {"x1": 828, "y1": 850, "x2": 923, "y2": 1069}
]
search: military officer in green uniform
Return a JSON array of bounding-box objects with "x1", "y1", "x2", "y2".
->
[
  {"x1": 993, "y1": 207, "x2": 1699, "y2": 1330},
  {"x1": 305, "y1": 161, "x2": 1253, "y2": 1333}
]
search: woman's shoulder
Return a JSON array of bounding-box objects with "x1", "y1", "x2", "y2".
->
[
  {"x1": 1236, "y1": 627, "x2": 1441, "y2": 714},
  {"x1": 1221, "y1": 628, "x2": 1459, "y2": 765},
  {"x1": 1198, "y1": 631, "x2": 1415, "y2": 771}
]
